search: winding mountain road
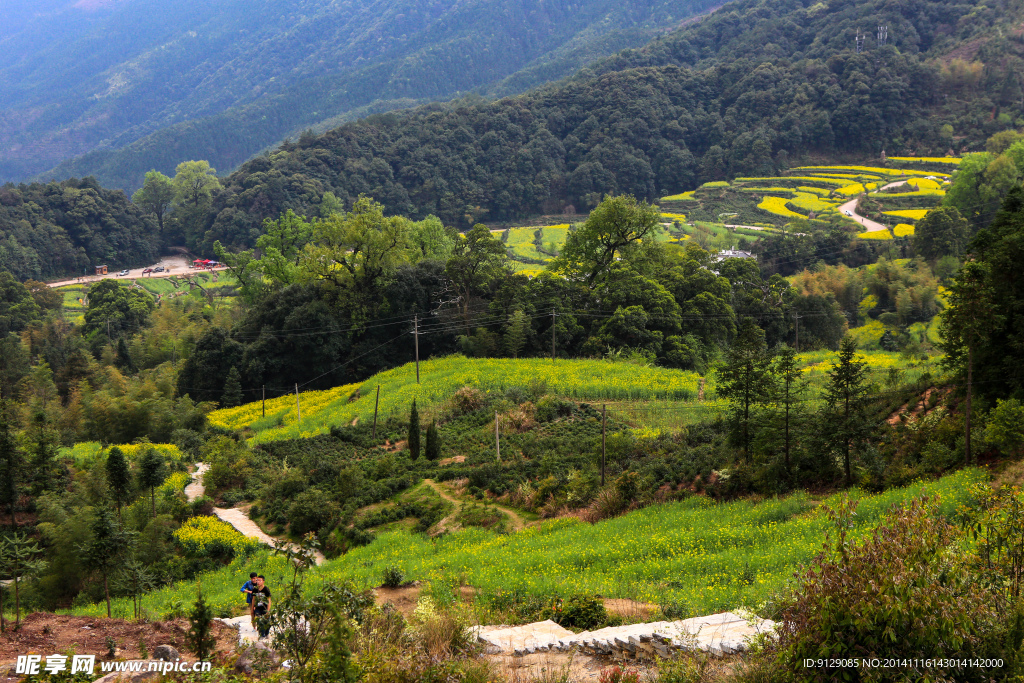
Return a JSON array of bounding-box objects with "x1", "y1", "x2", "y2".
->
[{"x1": 838, "y1": 197, "x2": 889, "y2": 233}]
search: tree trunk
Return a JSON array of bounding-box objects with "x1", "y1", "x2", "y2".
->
[
  {"x1": 13, "y1": 574, "x2": 20, "y2": 629},
  {"x1": 966, "y1": 345, "x2": 973, "y2": 465},
  {"x1": 0, "y1": 581, "x2": 5, "y2": 632},
  {"x1": 151, "y1": 488, "x2": 156, "y2": 517},
  {"x1": 104, "y1": 574, "x2": 111, "y2": 618},
  {"x1": 844, "y1": 393, "x2": 852, "y2": 485},
  {"x1": 784, "y1": 382, "x2": 791, "y2": 473},
  {"x1": 743, "y1": 367, "x2": 751, "y2": 461}
]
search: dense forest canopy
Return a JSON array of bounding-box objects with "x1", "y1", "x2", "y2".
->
[
  {"x1": 0, "y1": 178, "x2": 159, "y2": 281},
  {"x1": 1, "y1": 0, "x2": 718, "y2": 192},
  {"x1": 158, "y1": 0, "x2": 1024, "y2": 253}
]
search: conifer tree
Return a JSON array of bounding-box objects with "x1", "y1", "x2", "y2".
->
[
  {"x1": 138, "y1": 448, "x2": 166, "y2": 516},
  {"x1": 222, "y1": 366, "x2": 243, "y2": 408},
  {"x1": 823, "y1": 337, "x2": 870, "y2": 485},
  {"x1": 716, "y1": 318, "x2": 774, "y2": 460},
  {"x1": 79, "y1": 510, "x2": 131, "y2": 618},
  {"x1": 0, "y1": 402, "x2": 23, "y2": 527},
  {"x1": 425, "y1": 420, "x2": 440, "y2": 461},
  {"x1": 105, "y1": 446, "x2": 132, "y2": 522},
  {"x1": 186, "y1": 587, "x2": 216, "y2": 661},
  {"x1": 772, "y1": 346, "x2": 807, "y2": 474},
  {"x1": 408, "y1": 400, "x2": 421, "y2": 460},
  {"x1": 115, "y1": 337, "x2": 138, "y2": 374}
]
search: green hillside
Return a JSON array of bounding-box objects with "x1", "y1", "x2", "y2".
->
[
  {"x1": 63, "y1": 468, "x2": 984, "y2": 619},
  {"x1": 7, "y1": 0, "x2": 718, "y2": 191},
  {"x1": 185, "y1": 0, "x2": 1024, "y2": 252}
]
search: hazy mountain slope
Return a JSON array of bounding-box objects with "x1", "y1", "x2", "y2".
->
[
  {"x1": 185, "y1": 0, "x2": 1022, "y2": 252},
  {"x1": 0, "y1": 0, "x2": 716, "y2": 190}
]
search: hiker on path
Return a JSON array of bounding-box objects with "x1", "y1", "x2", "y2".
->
[
  {"x1": 250, "y1": 575, "x2": 272, "y2": 639},
  {"x1": 240, "y1": 572, "x2": 257, "y2": 606}
]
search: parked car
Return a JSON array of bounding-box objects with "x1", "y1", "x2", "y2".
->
[
  {"x1": 118, "y1": 270, "x2": 129, "y2": 276},
  {"x1": 154, "y1": 266, "x2": 165, "y2": 273},
  {"x1": 142, "y1": 268, "x2": 153, "y2": 274}
]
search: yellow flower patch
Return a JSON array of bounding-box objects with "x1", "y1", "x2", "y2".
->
[
  {"x1": 758, "y1": 196, "x2": 804, "y2": 219},
  {"x1": 894, "y1": 224, "x2": 915, "y2": 237},
  {"x1": 173, "y1": 516, "x2": 262, "y2": 556},
  {"x1": 884, "y1": 209, "x2": 928, "y2": 221},
  {"x1": 856, "y1": 229, "x2": 893, "y2": 240},
  {"x1": 661, "y1": 191, "x2": 697, "y2": 201},
  {"x1": 888, "y1": 156, "x2": 961, "y2": 165}
]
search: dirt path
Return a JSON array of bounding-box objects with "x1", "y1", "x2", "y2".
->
[
  {"x1": 838, "y1": 197, "x2": 889, "y2": 233},
  {"x1": 187, "y1": 463, "x2": 326, "y2": 565},
  {"x1": 423, "y1": 478, "x2": 526, "y2": 532}
]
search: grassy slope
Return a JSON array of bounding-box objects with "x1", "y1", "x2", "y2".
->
[
  {"x1": 209, "y1": 352, "x2": 941, "y2": 442},
  {"x1": 62, "y1": 468, "x2": 985, "y2": 620}
]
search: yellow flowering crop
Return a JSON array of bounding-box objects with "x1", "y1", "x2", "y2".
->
[
  {"x1": 884, "y1": 209, "x2": 928, "y2": 220},
  {"x1": 856, "y1": 229, "x2": 893, "y2": 240},
  {"x1": 788, "y1": 192, "x2": 837, "y2": 213},
  {"x1": 888, "y1": 156, "x2": 961, "y2": 165},
  {"x1": 894, "y1": 223, "x2": 915, "y2": 237},
  {"x1": 661, "y1": 191, "x2": 697, "y2": 201},
  {"x1": 907, "y1": 178, "x2": 941, "y2": 190},
  {"x1": 173, "y1": 516, "x2": 261, "y2": 556},
  {"x1": 757, "y1": 196, "x2": 804, "y2": 219},
  {"x1": 835, "y1": 183, "x2": 866, "y2": 196}
]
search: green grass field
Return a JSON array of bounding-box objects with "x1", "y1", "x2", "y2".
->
[
  {"x1": 61, "y1": 468, "x2": 985, "y2": 620},
  {"x1": 208, "y1": 351, "x2": 941, "y2": 443}
]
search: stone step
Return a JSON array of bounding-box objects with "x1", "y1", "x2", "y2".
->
[{"x1": 475, "y1": 612, "x2": 776, "y2": 659}]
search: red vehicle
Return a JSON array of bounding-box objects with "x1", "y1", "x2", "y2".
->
[{"x1": 142, "y1": 268, "x2": 154, "y2": 274}]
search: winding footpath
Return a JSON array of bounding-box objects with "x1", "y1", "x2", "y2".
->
[
  {"x1": 186, "y1": 463, "x2": 326, "y2": 565},
  {"x1": 424, "y1": 478, "x2": 527, "y2": 532}
]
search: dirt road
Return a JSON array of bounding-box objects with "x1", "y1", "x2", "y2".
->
[{"x1": 47, "y1": 255, "x2": 227, "y2": 288}]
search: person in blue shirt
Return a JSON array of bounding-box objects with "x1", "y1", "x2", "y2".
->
[{"x1": 240, "y1": 572, "x2": 258, "y2": 605}]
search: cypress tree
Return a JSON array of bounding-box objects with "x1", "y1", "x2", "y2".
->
[
  {"x1": 408, "y1": 400, "x2": 421, "y2": 460},
  {"x1": 138, "y1": 448, "x2": 166, "y2": 516},
  {"x1": 105, "y1": 446, "x2": 132, "y2": 522},
  {"x1": 222, "y1": 366, "x2": 243, "y2": 408},
  {"x1": 425, "y1": 420, "x2": 440, "y2": 461},
  {"x1": 115, "y1": 337, "x2": 137, "y2": 374}
]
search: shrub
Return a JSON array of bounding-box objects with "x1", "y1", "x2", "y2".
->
[
  {"x1": 450, "y1": 386, "x2": 484, "y2": 415},
  {"x1": 769, "y1": 496, "x2": 1004, "y2": 681},
  {"x1": 543, "y1": 594, "x2": 607, "y2": 630},
  {"x1": 599, "y1": 665, "x2": 640, "y2": 683},
  {"x1": 287, "y1": 488, "x2": 341, "y2": 536},
  {"x1": 173, "y1": 516, "x2": 260, "y2": 558},
  {"x1": 381, "y1": 566, "x2": 405, "y2": 588}
]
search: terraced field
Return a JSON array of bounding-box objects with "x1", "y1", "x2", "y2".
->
[{"x1": 662, "y1": 160, "x2": 958, "y2": 237}]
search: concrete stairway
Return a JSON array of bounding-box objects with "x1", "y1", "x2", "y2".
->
[{"x1": 474, "y1": 612, "x2": 775, "y2": 660}]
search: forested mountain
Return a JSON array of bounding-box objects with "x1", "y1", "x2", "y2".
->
[
  {"x1": 175, "y1": 0, "x2": 1023, "y2": 252},
  {"x1": 0, "y1": 178, "x2": 159, "y2": 280},
  {"x1": 1, "y1": 0, "x2": 716, "y2": 192}
]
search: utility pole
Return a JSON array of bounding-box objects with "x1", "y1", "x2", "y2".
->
[
  {"x1": 262, "y1": 386, "x2": 266, "y2": 418},
  {"x1": 414, "y1": 314, "x2": 420, "y2": 384},
  {"x1": 372, "y1": 385, "x2": 381, "y2": 439},
  {"x1": 295, "y1": 383, "x2": 301, "y2": 421},
  {"x1": 551, "y1": 309, "x2": 556, "y2": 362},
  {"x1": 495, "y1": 412, "x2": 500, "y2": 462},
  {"x1": 877, "y1": 25, "x2": 887, "y2": 47},
  {"x1": 794, "y1": 311, "x2": 800, "y2": 352},
  {"x1": 855, "y1": 29, "x2": 864, "y2": 54},
  {"x1": 601, "y1": 404, "x2": 607, "y2": 487}
]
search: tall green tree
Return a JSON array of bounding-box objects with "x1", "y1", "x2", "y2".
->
[
  {"x1": 222, "y1": 366, "x2": 243, "y2": 408},
  {"x1": 83, "y1": 280, "x2": 154, "y2": 339},
  {"x1": 173, "y1": 160, "x2": 220, "y2": 208},
  {"x1": 0, "y1": 402, "x2": 23, "y2": 527},
  {"x1": 444, "y1": 224, "x2": 510, "y2": 321},
  {"x1": 913, "y1": 206, "x2": 970, "y2": 261},
  {"x1": 28, "y1": 410, "x2": 60, "y2": 496},
  {"x1": 0, "y1": 533, "x2": 46, "y2": 630},
  {"x1": 939, "y1": 261, "x2": 1001, "y2": 464},
  {"x1": 772, "y1": 346, "x2": 806, "y2": 474},
  {"x1": 503, "y1": 308, "x2": 530, "y2": 358},
  {"x1": 408, "y1": 400, "x2": 421, "y2": 460},
  {"x1": 0, "y1": 272, "x2": 40, "y2": 336},
  {"x1": 425, "y1": 420, "x2": 440, "y2": 461},
  {"x1": 822, "y1": 337, "x2": 870, "y2": 485},
  {"x1": 555, "y1": 195, "x2": 660, "y2": 286},
  {"x1": 132, "y1": 171, "x2": 175, "y2": 234},
  {"x1": 105, "y1": 446, "x2": 132, "y2": 522},
  {"x1": 716, "y1": 318, "x2": 774, "y2": 460},
  {"x1": 79, "y1": 509, "x2": 132, "y2": 618},
  {"x1": 138, "y1": 448, "x2": 167, "y2": 517}
]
